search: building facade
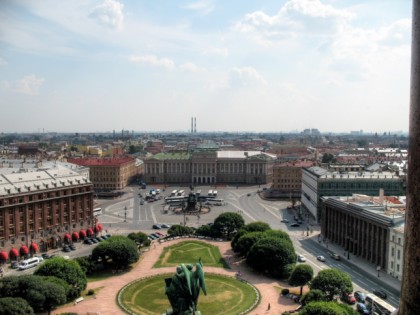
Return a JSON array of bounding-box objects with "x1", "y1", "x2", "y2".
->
[
  {"x1": 67, "y1": 157, "x2": 139, "y2": 191},
  {"x1": 301, "y1": 166, "x2": 404, "y2": 221},
  {"x1": 320, "y1": 195, "x2": 405, "y2": 271},
  {"x1": 0, "y1": 168, "x2": 94, "y2": 254},
  {"x1": 272, "y1": 161, "x2": 315, "y2": 197},
  {"x1": 144, "y1": 150, "x2": 275, "y2": 185},
  {"x1": 387, "y1": 224, "x2": 405, "y2": 280}
]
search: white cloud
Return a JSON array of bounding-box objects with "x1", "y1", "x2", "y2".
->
[
  {"x1": 229, "y1": 67, "x2": 267, "y2": 88},
  {"x1": 203, "y1": 47, "x2": 229, "y2": 57},
  {"x1": 130, "y1": 54, "x2": 175, "y2": 70},
  {"x1": 179, "y1": 62, "x2": 206, "y2": 73},
  {"x1": 182, "y1": 0, "x2": 214, "y2": 15},
  {"x1": 14, "y1": 75, "x2": 45, "y2": 95},
  {"x1": 0, "y1": 57, "x2": 7, "y2": 66},
  {"x1": 89, "y1": 0, "x2": 124, "y2": 31}
]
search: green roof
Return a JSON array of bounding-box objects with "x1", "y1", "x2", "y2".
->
[{"x1": 152, "y1": 152, "x2": 192, "y2": 160}]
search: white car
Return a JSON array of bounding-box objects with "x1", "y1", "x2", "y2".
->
[
  {"x1": 297, "y1": 254, "x2": 306, "y2": 262},
  {"x1": 317, "y1": 255, "x2": 326, "y2": 262}
]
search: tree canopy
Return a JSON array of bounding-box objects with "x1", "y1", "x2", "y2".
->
[
  {"x1": 300, "y1": 289, "x2": 327, "y2": 306},
  {"x1": 235, "y1": 231, "x2": 265, "y2": 257},
  {"x1": 288, "y1": 264, "x2": 314, "y2": 296},
  {"x1": 91, "y1": 235, "x2": 139, "y2": 270},
  {"x1": 0, "y1": 297, "x2": 34, "y2": 315},
  {"x1": 242, "y1": 221, "x2": 271, "y2": 233},
  {"x1": 246, "y1": 236, "x2": 296, "y2": 278},
  {"x1": 127, "y1": 231, "x2": 151, "y2": 247},
  {"x1": 310, "y1": 268, "x2": 353, "y2": 301},
  {"x1": 213, "y1": 212, "x2": 245, "y2": 238},
  {"x1": 34, "y1": 257, "x2": 87, "y2": 299},
  {"x1": 168, "y1": 225, "x2": 195, "y2": 236},
  {"x1": 300, "y1": 301, "x2": 358, "y2": 315}
]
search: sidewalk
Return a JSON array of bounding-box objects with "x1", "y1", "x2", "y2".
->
[{"x1": 307, "y1": 232, "x2": 401, "y2": 295}]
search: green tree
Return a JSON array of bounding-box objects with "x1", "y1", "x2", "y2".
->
[
  {"x1": 195, "y1": 224, "x2": 216, "y2": 237},
  {"x1": 213, "y1": 212, "x2": 245, "y2": 238},
  {"x1": 26, "y1": 281, "x2": 66, "y2": 315},
  {"x1": 91, "y1": 235, "x2": 139, "y2": 270},
  {"x1": 43, "y1": 276, "x2": 70, "y2": 301},
  {"x1": 300, "y1": 289, "x2": 327, "y2": 306},
  {"x1": 322, "y1": 153, "x2": 336, "y2": 164},
  {"x1": 246, "y1": 237, "x2": 296, "y2": 278},
  {"x1": 310, "y1": 269, "x2": 353, "y2": 301},
  {"x1": 74, "y1": 256, "x2": 96, "y2": 275},
  {"x1": 263, "y1": 229, "x2": 292, "y2": 243},
  {"x1": 127, "y1": 231, "x2": 150, "y2": 247},
  {"x1": 231, "y1": 228, "x2": 248, "y2": 252},
  {"x1": 235, "y1": 231, "x2": 265, "y2": 257},
  {"x1": 168, "y1": 225, "x2": 195, "y2": 236},
  {"x1": 243, "y1": 221, "x2": 271, "y2": 232},
  {"x1": 34, "y1": 257, "x2": 87, "y2": 299},
  {"x1": 0, "y1": 297, "x2": 34, "y2": 315},
  {"x1": 289, "y1": 264, "x2": 314, "y2": 296},
  {"x1": 300, "y1": 301, "x2": 358, "y2": 315}
]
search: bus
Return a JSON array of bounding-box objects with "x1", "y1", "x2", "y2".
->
[
  {"x1": 177, "y1": 190, "x2": 185, "y2": 196},
  {"x1": 165, "y1": 196, "x2": 186, "y2": 205},
  {"x1": 208, "y1": 190, "x2": 213, "y2": 197},
  {"x1": 205, "y1": 198, "x2": 225, "y2": 206},
  {"x1": 93, "y1": 208, "x2": 102, "y2": 216},
  {"x1": 213, "y1": 190, "x2": 218, "y2": 197},
  {"x1": 365, "y1": 293, "x2": 396, "y2": 315},
  {"x1": 171, "y1": 190, "x2": 178, "y2": 196},
  {"x1": 196, "y1": 190, "x2": 201, "y2": 196}
]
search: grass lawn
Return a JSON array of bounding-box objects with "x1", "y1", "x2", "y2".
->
[
  {"x1": 119, "y1": 273, "x2": 259, "y2": 315},
  {"x1": 153, "y1": 240, "x2": 229, "y2": 268}
]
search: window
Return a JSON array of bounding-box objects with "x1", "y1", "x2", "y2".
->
[
  {"x1": 398, "y1": 237, "x2": 401, "y2": 244},
  {"x1": 397, "y1": 264, "x2": 400, "y2": 272},
  {"x1": 391, "y1": 247, "x2": 394, "y2": 257}
]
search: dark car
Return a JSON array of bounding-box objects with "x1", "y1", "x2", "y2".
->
[
  {"x1": 290, "y1": 223, "x2": 300, "y2": 227},
  {"x1": 373, "y1": 289, "x2": 387, "y2": 299},
  {"x1": 95, "y1": 237, "x2": 103, "y2": 242},
  {"x1": 84, "y1": 239, "x2": 93, "y2": 245},
  {"x1": 153, "y1": 224, "x2": 162, "y2": 229},
  {"x1": 281, "y1": 219, "x2": 289, "y2": 223},
  {"x1": 354, "y1": 291, "x2": 366, "y2": 303},
  {"x1": 356, "y1": 303, "x2": 370, "y2": 314},
  {"x1": 69, "y1": 244, "x2": 76, "y2": 250},
  {"x1": 62, "y1": 245, "x2": 71, "y2": 252},
  {"x1": 100, "y1": 235, "x2": 108, "y2": 240},
  {"x1": 41, "y1": 253, "x2": 51, "y2": 259},
  {"x1": 91, "y1": 238, "x2": 99, "y2": 243},
  {"x1": 10, "y1": 261, "x2": 19, "y2": 269},
  {"x1": 330, "y1": 253, "x2": 341, "y2": 260},
  {"x1": 161, "y1": 224, "x2": 171, "y2": 228}
]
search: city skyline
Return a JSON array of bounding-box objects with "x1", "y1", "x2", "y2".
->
[{"x1": 0, "y1": 0, "x2": 412, "y2": 133}]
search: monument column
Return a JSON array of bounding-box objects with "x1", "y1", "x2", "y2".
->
[{"x1": 400, "y1": 1, "x2": 420, "y2": 314}]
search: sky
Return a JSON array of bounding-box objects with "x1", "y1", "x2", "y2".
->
[{"x1": 0, "y1": 0, "x2": 412, "y2": 134}]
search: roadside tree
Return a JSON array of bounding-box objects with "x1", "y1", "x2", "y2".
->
[
  {"x1": 168, "y1": 225, "x2": 195, "y2": 236},
  {"x1": 300, "y1": 301, "x2": 358, "y2": 315},
  {"x1": 127, "y1": 231, "x2": 150, "y2": 247},
  {"x1": 0, "y1": 297, "x2": 34, "y2": 315},
  {"x1": 91, "y1": 235, "x2": 139, "y2": 270},
  {"x1": 34, "y1": 257, "x2": 87, "y2": 299},
  {"x1": 288, "y1": 264, "x2": 314, "y2": 296},
  {"x1": 300, "y1": 289, "x2": 327, "y2": 306},
  {"x1": 213, "y1": 212, "x2": 245, "y2": 239},
  {"x1": 310, "y1": 268, "x2": 353, "y2": 301},
  {"x1": 235, "y1": 232, "x2": 265, "y2": 257}
]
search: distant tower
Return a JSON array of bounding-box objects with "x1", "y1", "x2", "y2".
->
[
  {"x1": 113, "y1": 130, "x2": 115, "y2": 138},
  {"x1": 191, "y1": 117, "x2": 193, "y2": 133},
  {"x1": 194, "y1": 117, "x2": 197, "y2": 133}
]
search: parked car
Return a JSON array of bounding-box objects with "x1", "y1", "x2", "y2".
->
[
  {"x1": 153, "y1": 224, "x2": 162, "y2": 229},
  {"x1": 342, "y1": 293, "x2": 356, "y2": 304},
  {"x1": 91, "y1": 238, "x2": 99, "y2": 243},
  {"x1": 373, "y1": 289, "x2": 387, "y2": 299},
  {"x1": 356, "y1": 303, "x2": 370, "y2": 314},
  {"x1": 95, "y1": 237, "x2": 103, "y2": 242},
  {"x1": 354, "y1": 291, "x2": 366, "y2": 303},
  {"x1": 35, "y1": 255, "x2": 44, "y2": 262},
  {"x1": 247, "y1": 193, "x2": 251, "y2": 196},
  {"x1": 10, "y1": 261, "x2": 19, "y2": 269},
  {"x1": 290, "y1": 223, "x2": 300, "y2": 227},
  {"x1": 155, "y1": 231, "x2": 164, "y2": 236},
  {"x1": 62, "y1": 245, "x2": 71, "y2": 252},
  {"x1": 84, "y1": 239, "x2": 93, "y2": 245},
  {"x1": 100, "y1": 235, "x2": 108, "y2": 240},
  {"x1": 316, "y1": 255, "x2": 326, "y2": 262},
  {"x1": 69, "y1": 244, "x2": 76, "y2": 250},
  {"x1": 297, "y1": 255, "x2": 306, "y2": 262},
  {"x1": 281, "y1": 219, "x2": 289, "y2": 223},
  {"x1": 161, "y1": 224, "x2": 171, "y2": 228},
  {"x1": 42, "y1": 253, "x2": 51, "y2": 259},
  {"x1": 330, "y1": 253, "x2": 341, "y2": 260}
]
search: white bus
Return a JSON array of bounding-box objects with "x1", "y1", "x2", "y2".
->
[
  {"x1": 165, "y1": 196, "x2": 186, "y2": 205},
  {"x1": 365, "y1": 293, "x2": 396, "y2": 315},
  {"x1": 171, "y1": 190, "x2": 178, "y2": 196},
  {"x1": 93, "y1": 208, "x2": 102, "y2": 216},
  {"x1": 208, "y1": 190, "x2": 213, "y2": 197},
  {"x1": 196, "y1": 190, "x2": 201, "y2": 196},
  {"x1": 213, "y1": 190, "x2": 218, "y2": 197},
  {"x1": 205, "y1": 198, "x2": 225, "y2": 206},
  {"x1": 177, "y1": 190, "x2": 185, "y2": 196},
  {"x1": 18, "y1": 257, "x2": 41, "y2": 270}
]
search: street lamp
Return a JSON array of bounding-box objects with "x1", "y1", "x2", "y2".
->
[
  {"x1": 124, "y1": 206, "x2": 127, "y2": 222},
  {"x1": 377, "y1": 266, "x2": 381, "y2": 277}
]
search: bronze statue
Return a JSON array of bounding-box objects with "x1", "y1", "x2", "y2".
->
[{"x1": 164, "y1": 258, "x2": 206, "y2": 315}]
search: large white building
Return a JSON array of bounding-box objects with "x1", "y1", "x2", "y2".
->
[{"x1": 387, "y1": 223, "x2": 405, "y2": 280}]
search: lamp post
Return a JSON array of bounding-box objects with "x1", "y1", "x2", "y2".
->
[
  {"x1": 377, "y1": 266, "x2": 381, "y2": 277},
  {"x1": 124, "y1": 206, "x2": 127, "y2": 222}
]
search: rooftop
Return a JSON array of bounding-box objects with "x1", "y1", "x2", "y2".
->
[{"x1": 67, "y1": 157, "x2": 135, "y2": 166}]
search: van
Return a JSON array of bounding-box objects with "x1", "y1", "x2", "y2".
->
[{"x1": 18, "y1": 257, "x2": 40, "y2": 270}]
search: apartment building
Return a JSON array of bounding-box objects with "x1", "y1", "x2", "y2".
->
[{"x1": 272, "y1": 160, "x2": 315, "y2": 197}]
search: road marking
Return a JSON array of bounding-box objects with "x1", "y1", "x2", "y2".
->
[
  {"x1": 228, "y1": 202, "x2": 257, "y2": 221},
  {"x1": 260, "y1": 204, "x2": 281, "y2": 219}
]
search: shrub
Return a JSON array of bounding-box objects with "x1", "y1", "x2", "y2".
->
[
  {"x1": 87, "y1": 289, "x2": 95, "y2": 296},
  {"x1": 282, "y1": 288, "x2": 290, "y2": 295}
]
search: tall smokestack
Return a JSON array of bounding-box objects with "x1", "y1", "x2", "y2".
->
[
  {"x1": 191, "y1": 117, "x2": 193, "y2": 133},
  {"x1": 194, "y1": 117, "x2": 197, "y2": 133}
]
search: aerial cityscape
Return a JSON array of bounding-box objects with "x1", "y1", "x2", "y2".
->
[{"x1": 1, "y1": 1, "x2": 419, "y2": 315}]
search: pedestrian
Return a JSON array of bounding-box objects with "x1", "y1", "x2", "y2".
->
[{"x1": 267, "y1": 303, "x2": 270, "y2": 310}]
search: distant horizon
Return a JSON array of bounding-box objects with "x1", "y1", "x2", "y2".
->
[{"x1": 0, "y1": 1, "x2": 412, "y2": 133}]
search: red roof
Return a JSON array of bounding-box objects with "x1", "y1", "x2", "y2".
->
[
  {"x1": 79, "y1": 230, "x2": 87, "y2": 237},
  {"x1": 30, "y1": 243, "x2": 38, "y2": 252},
  {"x1": 0, "y1": 251, "x2": 8, "y2": 260},
  {"x1": 20, "y1": 245, "x2": 29, "y2": 255},
  {"x1": 67, "y1": 157, "x2": 134, "y2": 167},
  {"x1": 9, "y1": 248, "x2": 18, "y2": 258}
]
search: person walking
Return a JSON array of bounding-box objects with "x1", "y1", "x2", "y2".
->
[{"x1": 267, "y1": 303, "x2": 270, "y2": 311}]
